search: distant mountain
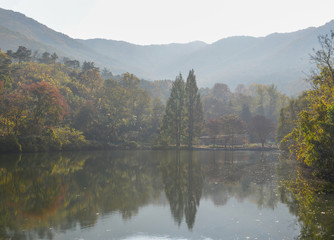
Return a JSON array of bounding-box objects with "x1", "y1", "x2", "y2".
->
[
  {"x1": 0, "y1": 8, "x2": 123, "y2": 71},
  {"x1": 1, "y1": 7, "x2": 333, "y2": 94}
]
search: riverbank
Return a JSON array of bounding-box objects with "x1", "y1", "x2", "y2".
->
[{"x1": 0, "y1": 133, "x2": 279, "y2": 153}]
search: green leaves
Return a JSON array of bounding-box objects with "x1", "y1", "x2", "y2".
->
[
  {"x1": 160, "y1": 70, "x2": 204, "y2": 147},
  {"x1": 285, "y1": 33, "x2": 334, "y2": 182}
]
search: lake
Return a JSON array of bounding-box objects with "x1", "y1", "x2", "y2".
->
[{"x1": 0, "y1": 150, "x2": 333, "y2": 240}]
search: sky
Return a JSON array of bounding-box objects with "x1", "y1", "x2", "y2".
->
[{"x1": 1, "y1": 0, "x2": 334, "y2": 45}]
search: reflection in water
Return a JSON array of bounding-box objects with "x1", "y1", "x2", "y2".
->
[
  {"x1": 160, "y1": 151, "x2": 203, "y2": 229},
  {"x1": 0, "y1": 150, "x2": 332, "y2": 239},
  {"x1": 202, "y1": 151, "x2": 279, "y2": 210},
  {"x1": 277, "y1": 155, "x2": 334, "y2": 239}
]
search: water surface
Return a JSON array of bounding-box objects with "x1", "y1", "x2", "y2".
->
[{"x1": 0, "y1": 150, "x2": 332, "y2": 239}]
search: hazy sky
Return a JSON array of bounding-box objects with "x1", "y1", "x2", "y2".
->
[{"x1": 1, "y1": 0, "x2": 334, "y2": 45}]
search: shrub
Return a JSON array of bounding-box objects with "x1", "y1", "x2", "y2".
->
[{"x1": 0, "y1": 134, "x2": 22, "y2": 153}]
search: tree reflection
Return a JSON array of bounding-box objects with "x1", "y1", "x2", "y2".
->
[
  {"x1": 278, "y1": 155, "x2": 334, "y2": 239},
  {"x1": 202, "y1": 151, "x2": 279, "y2": 210},
  {"x1": 160, "y1": 151, "x2": 204, "y2": 229},
  {"x1": 0, "y1": 151, "x2": 164, "y2": 239},
  {"x1": 2, "y1": 151, "x2": 331, "y2": 239}
]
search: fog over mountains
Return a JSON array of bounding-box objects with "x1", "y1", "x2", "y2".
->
[{"x1": 1, "y1": 7, "x2": 333, "y2": 94}]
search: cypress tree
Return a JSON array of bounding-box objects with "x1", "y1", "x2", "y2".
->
[
  {"x1": 185, "y1": 69, "x2": 204, "y2": 147},
  {"x1": 161, "y1": 74, "x2": 185, "y2": 147}
]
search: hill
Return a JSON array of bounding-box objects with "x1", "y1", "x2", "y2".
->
[{"x1": 1, "y1": 7, "x2": 333, "y2": 94}]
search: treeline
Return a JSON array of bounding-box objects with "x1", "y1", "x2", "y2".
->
[
  {"x1": 0, "y1": 45, "x2": 290, "y2": 152},
  {"x1": 277, "y1": 33, "x2": 334, "y2": 183},
  {"x1": 0, "y1": 46, "x2": 167, "y2": 152},
  {"x1": 201, "y1": 83, "x2": 288, "y2": 148}
]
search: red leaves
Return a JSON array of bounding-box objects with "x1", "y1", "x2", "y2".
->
[{"x1": 23, "y1": 81, "x2": 69, "y2": 125}]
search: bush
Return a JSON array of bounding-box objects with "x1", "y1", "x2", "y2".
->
[
  {"x1": 0, "y1": 134, "x2": 22, "y2": 153},
  {"x1": 42, "y1": 128, "x2": 62, "y2": 151},
  {"x1": 54, "y1": 127, "x2": 87, "y2": 151}
]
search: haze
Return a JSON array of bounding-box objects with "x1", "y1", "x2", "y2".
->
[{"x1": 1, "y1": 0, "x2": 334, "y2": 45}]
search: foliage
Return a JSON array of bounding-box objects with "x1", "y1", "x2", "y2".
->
[
  {"x1": 276, "y1": 93, "x2": 309, "y2": 145},
  {"x1": 282, "y1": 32, "x2": 334, "y2": 182},
  {"x1": 220, "y1": 114, "x2": 246, "y2": 148},
  {"x1": 160, "y1": 74, "x2": 186, "y2": 147},
  {"x1": 280, "y1": 163, "x2": 334, "y2": 239},
  {"x1": 1, "y1": 45, "x2": 289, "y2": 152},
  {"x1": 185, "y1": 69, "x2": 204, "y2": 147},
  {"x1": 202, "y1": 83, "x2": 288, "y2": 122},
  {"x1": 160, "y1": 70, "x2": 204, "y2": 147},
  {"x1": 249, "y1": 115, "x2": 275, "y2": 148},
  {"x1": 7, "y1": 46, "x2": 31, "y2": 63},
  {"x1": 0, "y1": 46, "x2": 167, "y2": 152},
  {"x1": 0, "y1": 49, "x2": 12, "y2": 88}
]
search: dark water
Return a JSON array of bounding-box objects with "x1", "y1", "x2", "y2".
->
[{"x1": 0, "y1": 150, "x2": 333, "y2": 240}]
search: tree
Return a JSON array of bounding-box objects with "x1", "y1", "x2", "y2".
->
[
  {"x1": 6, "y1": 91, "x2": 28, "y2": 135},
  {"x1": 255, "y1": 85, "x2": 265, "y2": 116},
  {"x1": 78, "y1": 68, "x2": 103, "y2": 93},
  {"x1": 240, "y1": 104, "x2": 252, "y2": 124},
  {"x1": 160, "y1": 74, "x2": 185, "y2": 147},
  {"x1": 205, "y1": 119, "x2": 221, "y2": 147},
  {"x1": 23, "y1": 82, "x2": 69, "y2": 133},
  {"x1": 220, "y1": 114, "x2": 246, "y2": 148},
  {"x1": 13, "y1": 46, "x2": 31, "y2": 63},
  {"x1": 185, "y1": 69, "x2": 204, "y2": 147},
  {"x1": 51, "y1": 53, "x2": 58, "y2": 64},
  {"x1": 101, "y1": 68, "x2": 113, "y2": 80},
  {"x1": 0, "y1": 49, "x2": 12, "y2": 88},
  {"x1": 82, "y1": 61, "x2": 97, "y2": 72},
  {"x1": 39, "y1": 52, "x2": 52, "y2": 64},
  {"x1": 281, "y1": 32, "x2": 334, "y2": 181},
  {"x1": 151, "y1": 97, "x2": 165, "y2": 136},
  {"x1": 120, "y1": 72, "x2": 140, "y2": 90},
  {"x1": 212, "y1": 83, "x2": 231, "y2": 103},
  {"x1": 310, "y1": 31, "x2": 334, "y2": 84},
  {"x1": 65, "y1": 59, "x2": 80, "y2": 69},
  {"x1": 266, "y1": 84, "x2": 279, "y2": 120},
  {"x1": 249, "y1": 115, "x2": 275, "y2": 148}
]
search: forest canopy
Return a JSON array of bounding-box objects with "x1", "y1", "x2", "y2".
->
[{"x1": 0, "y1": 46, "x2": 289, "y2": 152}]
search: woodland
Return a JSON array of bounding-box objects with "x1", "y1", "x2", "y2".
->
[
  {"x1": 1, "y1": 31, "x2": 334, "y2": 186},
  {"x1": 0, "y1": 46, "x2": 287, "y2": 152}
]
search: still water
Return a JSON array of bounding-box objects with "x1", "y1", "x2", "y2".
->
[{"x1": 0, "y1": 150, "x2": 333, "y2": 240}]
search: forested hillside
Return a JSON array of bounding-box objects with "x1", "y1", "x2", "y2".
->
[{"x1": 1, "y1": 8, "x2": 334, "y2": 94}]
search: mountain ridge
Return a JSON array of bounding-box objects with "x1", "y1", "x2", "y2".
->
[{"x1": 1, "y1": 7, "x2": 333, "y2": 94}]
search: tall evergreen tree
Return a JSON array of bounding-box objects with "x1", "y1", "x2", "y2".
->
[
  {"x1": 185, "y1": 69, "x2": 204, "y2": 147},
  {"x1": 161, "y1": 74, "x2": 185, "y2": 147}
]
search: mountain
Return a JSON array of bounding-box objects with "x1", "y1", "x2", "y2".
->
[{"x1": 1, "y1": 7, "x2": 333, "y2": 94}]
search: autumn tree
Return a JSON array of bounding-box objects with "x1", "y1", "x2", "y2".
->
[
  {"x1": 0, "y1": 49, "x2": 11, "y2": 88},
  {"x1": 23, "y1": 81, "x2": 69, "y2": 133},
  {"x1": 286, "y1": 32, "x2": 334, "y2": 181},
  {"x1": 7, "y1": 91, "x2": 28, "y2": 135}
]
